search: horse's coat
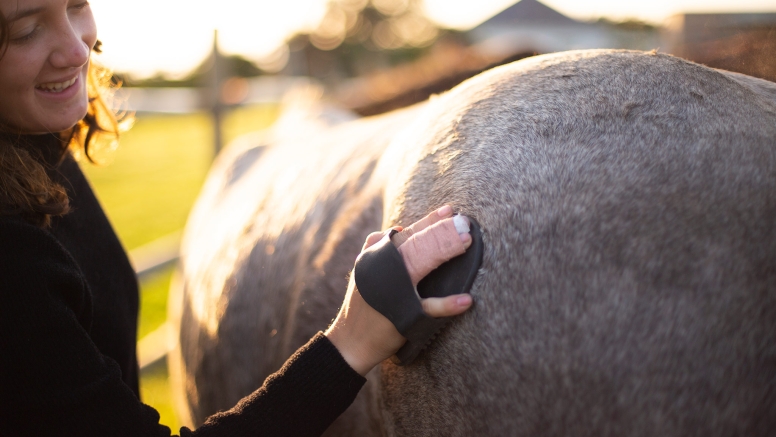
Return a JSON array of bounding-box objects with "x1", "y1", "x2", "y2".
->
[{"x1": 169, "y1": 50, "x2": 776, "y2": 436}]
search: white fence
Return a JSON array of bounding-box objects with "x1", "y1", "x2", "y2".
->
[{"x1": 114, "y1": 76, "x2": 313, "y2": 114}]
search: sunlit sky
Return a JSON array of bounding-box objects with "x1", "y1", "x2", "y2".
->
[{"x1": 89, "y1": 0, "x2": 776, "y2": 78}]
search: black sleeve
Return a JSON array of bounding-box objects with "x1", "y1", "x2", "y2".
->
[
  {"x1": 0, "y1": 219, "x2": 365, "y2": 437},
  {"x1": 183, "y1": 332, "x2": 367, "y2": 437}
]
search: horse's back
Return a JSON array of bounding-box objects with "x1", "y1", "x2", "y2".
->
[{"x1": 171, "y1": 50, "x2": 776, "y2": 436}]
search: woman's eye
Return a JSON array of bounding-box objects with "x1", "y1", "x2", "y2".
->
[
  {"x1": 11, "y1": 27, "x2": 39, "y2": 43},
  {"x1": 71, "y1": 1, "x2": 90, "y2": 10}
]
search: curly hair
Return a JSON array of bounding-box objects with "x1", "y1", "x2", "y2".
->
[{"x1": 0, "y1": 13, "x2": 128, "y2": 227}]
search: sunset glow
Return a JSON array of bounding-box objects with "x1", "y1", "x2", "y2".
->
[{"x1": 89, "y1": 0, "x2": 776, "y2": 78}]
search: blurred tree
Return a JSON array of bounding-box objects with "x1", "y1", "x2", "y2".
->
[
  {"x1": 188, "y1": 54, "x2": 264, "y2": 84},
  {"x1": 283, "y1": 0, "x2": 446, "y2": 81},
  {"x1": 595, "y1": 17, "x2": 656, "y2": 31},
  {"x1": 125, "y1": 54, "x2": 264, "y2": 88}
]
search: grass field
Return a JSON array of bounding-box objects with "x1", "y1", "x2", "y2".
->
[{"x1": 83, "y1": 103, "x2": 279, "y2": 430}]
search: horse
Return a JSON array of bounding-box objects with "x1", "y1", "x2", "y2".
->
[{"x1": 168, "y1": 49, "x2": 776, "y2": 436}]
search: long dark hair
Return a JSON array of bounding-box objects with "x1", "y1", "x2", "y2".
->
[{"x1": 0, "y1": 11, "x2": 128, "y2": 227}]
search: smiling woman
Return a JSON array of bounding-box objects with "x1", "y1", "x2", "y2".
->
[
  {"x1": 0, "y1": 0, "x2": 95, "y2": 132},
  {"x1": 0, "y1": 0, "x2": 120, "y2": 226}
]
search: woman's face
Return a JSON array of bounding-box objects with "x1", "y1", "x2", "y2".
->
[{"x1": 0, "y1": 0, "x2": 96, "y2": 133}]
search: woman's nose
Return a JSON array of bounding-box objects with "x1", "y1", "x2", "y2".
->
[{"x1": 49, "y1": 25, "x2": 91, "y2": 69}]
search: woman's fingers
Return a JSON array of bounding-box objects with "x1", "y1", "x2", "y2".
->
[
  {"x1": 392, "y1": 205, "x2": 454, "y2": 247},
  {"x1": 363, "y1": 206, "x2": 471, "y2": 285},
  {"x1": 397, "y1": 216, "x2": 471, "y2": 285},
  {"x1": 421, "y1": 294, "x2": 473, "y2": 318}
]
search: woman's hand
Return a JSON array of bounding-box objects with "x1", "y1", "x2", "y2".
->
[{"x1": 325, "y1": 205, "x2": 473, "y2": 375}]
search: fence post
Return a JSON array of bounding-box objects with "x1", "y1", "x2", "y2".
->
[{"x1": 211, "y1": 29, "x2": 224, "y2": 157}]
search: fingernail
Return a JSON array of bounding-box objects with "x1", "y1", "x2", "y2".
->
[
  {"x1": 437, "y1": 205, "x2": 453, "y2": 217},
  {"x1": 453, "y1": 215, "x2": 470, "y2": 234},
  {"x1": 456, "y1": 295, "x2": 472, "y2": 306},
  {"x1": 459, "y1": 233, "x2": 471, "y2": 243}
]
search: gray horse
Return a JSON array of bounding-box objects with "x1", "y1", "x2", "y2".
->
[{"x1": 168, "y1": 49, "x2": 776, "y2": 436}]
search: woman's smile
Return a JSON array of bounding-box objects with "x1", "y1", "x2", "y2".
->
[
  {"x1": 33, "y1": 70, "x2": 84, "y2": 104},
  {"x1": 36, "y1": 74, "x2": 78, "y2": 93}
]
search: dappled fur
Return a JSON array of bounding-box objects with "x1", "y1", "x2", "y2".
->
[{"x1": 169, "y1": 50, "x2": 776, "y2": 436}]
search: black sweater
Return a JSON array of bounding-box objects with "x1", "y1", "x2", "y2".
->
[{"x1": 0, "y1": 153, "x2": 365, "y2": 436}]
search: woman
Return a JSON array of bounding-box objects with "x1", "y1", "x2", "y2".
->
[{"x1": 0, "y1": 1, "x2": 474, "y2": 436}]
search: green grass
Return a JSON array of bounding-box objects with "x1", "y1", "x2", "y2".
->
[
  {"x1": 136, "y1": 266, "x2": 176, "y2": 339},
  {"x1": 83, "y1": 103, "x2": 279, "y2": 431},
  {"x1": 140, "y1": 359, "x2": 180, "y2": 432},
  {"x1": 83, "y1": 104, "x2": 279, "y2": 251}
]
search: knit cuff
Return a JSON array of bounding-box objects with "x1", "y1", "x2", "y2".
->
[{"x1": 191, "y1": 332, "x2": 367, "y2": 437}]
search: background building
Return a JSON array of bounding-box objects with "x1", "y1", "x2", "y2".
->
[
  {"x1": 468, "y1": 0, "x2": 660, "y2": 59},
  {"x1": 663, "y1": 12, "x2": 776, "y2": 81}
]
